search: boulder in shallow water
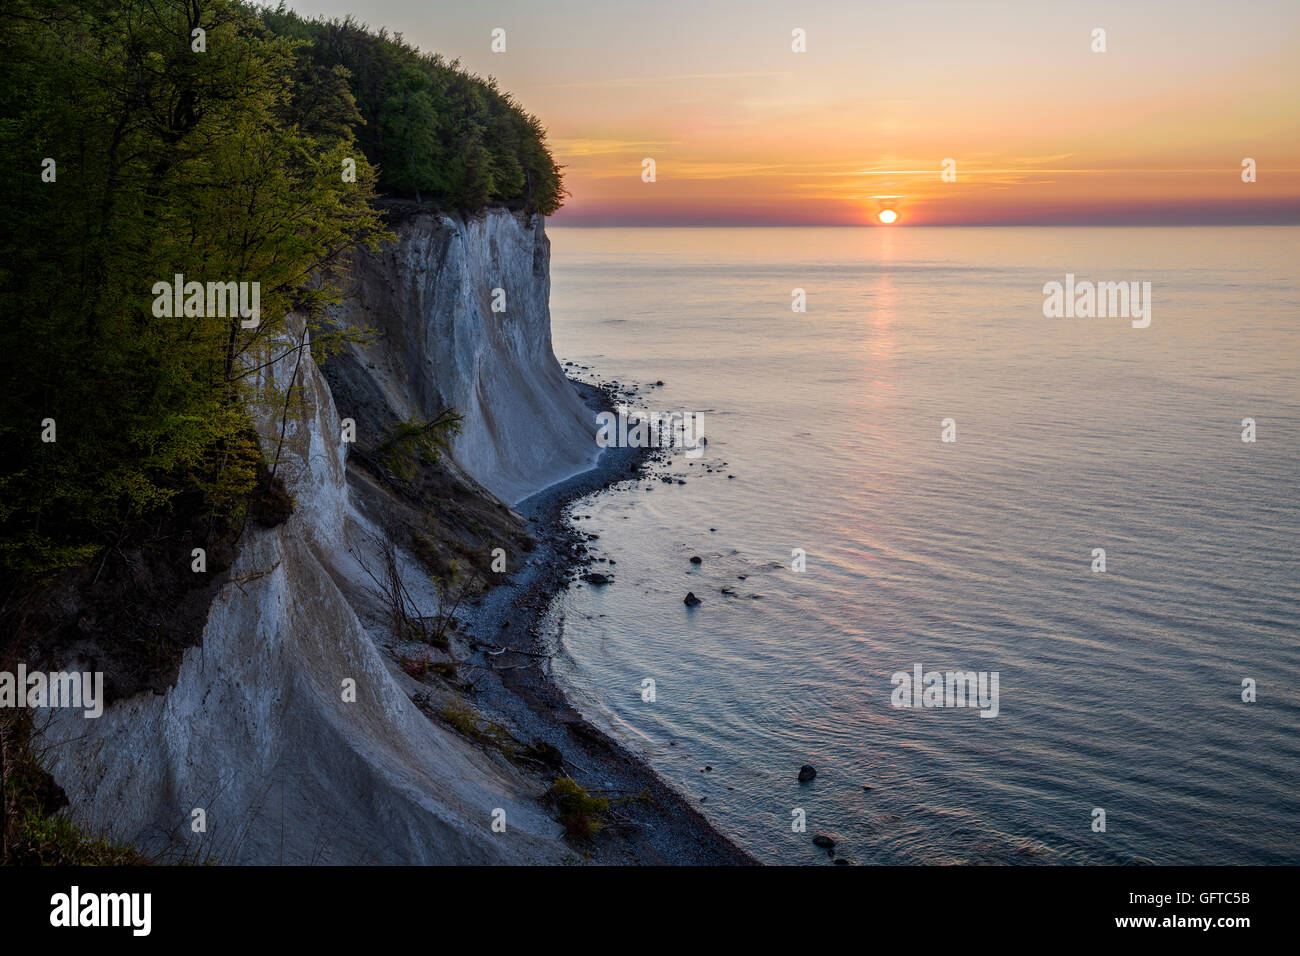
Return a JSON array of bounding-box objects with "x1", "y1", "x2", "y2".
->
[
  {"x1": 683, "y1": 592, "x2": 702, "y2": 606},
  {"x1": 798, "y1": 764, "x2": 817, "y2": 782}
]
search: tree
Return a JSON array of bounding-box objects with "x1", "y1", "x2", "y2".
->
[{"x1": 0, "y1": 0, "x2": 385, "y2": 581}]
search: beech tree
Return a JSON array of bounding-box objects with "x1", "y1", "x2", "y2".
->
[{"x1": 0, "y1": 0, "x2": 383, "y2": 579}]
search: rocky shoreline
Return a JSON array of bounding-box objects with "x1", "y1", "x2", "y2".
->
[
  {"x1": 26, "y1": 206, "x2": 754, "y2": 865},
  {"x1": 457, "y1": 377, "x2": 758, "y2": 865}
]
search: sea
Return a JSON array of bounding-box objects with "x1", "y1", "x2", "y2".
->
[{"x1": 542, "y1": 224, "x2": 1300, "y2": 865}]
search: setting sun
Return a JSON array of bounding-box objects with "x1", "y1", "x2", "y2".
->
[{"x1": 878, "y1": 209, "x2": 898, "y2": 224}]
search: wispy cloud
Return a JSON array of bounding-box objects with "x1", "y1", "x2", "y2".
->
[
  {"x1": 541, "y1": 71, "x2": 792, "y2": 90},
  {"x1": 550, "y1": 137, "x2": 678, "y2": 157}
]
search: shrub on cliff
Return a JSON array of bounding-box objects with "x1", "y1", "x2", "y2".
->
[
  {"x1": 547, "y1": 776, "x2": 611, "y2": 841},
  {"x1": 1, "y1": 714, "x2": 149, "y2": 865}
]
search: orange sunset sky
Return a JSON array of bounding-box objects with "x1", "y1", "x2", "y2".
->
[{"x1": 288, "y1": 0, "x2": 1300, "y2": 225}]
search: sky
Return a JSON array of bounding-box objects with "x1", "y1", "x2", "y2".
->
[{"x1": 283, "y1": 0, "x2": 1300, "y2": 226}]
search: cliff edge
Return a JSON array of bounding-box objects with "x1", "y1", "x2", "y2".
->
[
  {"x1": 322, "y1": 207, "x2": 599, "y2": 505},
  {"x1": 32, "y1": 210, "x2": 595, "y2": 864}
]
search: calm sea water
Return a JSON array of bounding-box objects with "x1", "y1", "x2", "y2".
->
[{"x1": 543, "y1": 225, "x2": 1300, "y2": 865}]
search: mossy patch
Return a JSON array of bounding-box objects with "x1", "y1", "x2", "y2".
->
[
  {"x1": 434, "y1": 698, "x2": 521, "y2": 756},
  {"x1": 1, "y1": 714, "x2": 147, "y2": 865}
]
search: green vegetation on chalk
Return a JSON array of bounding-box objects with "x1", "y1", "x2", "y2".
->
[
  {"x1": 1, "y1": 715, "x2": 148, "y2": 865},
  {"x1": 435, "y1": 698, "x2": 523, "y2": 756},
  {"x1": 547, "y1": 776, "x2": 611, "y2": 840},
  {"x1": 376, "y1": 410, "x2": 464, "y2": 481},
  {"x1": 0, "y1": 0, "x2": 564, "y2": 586}
]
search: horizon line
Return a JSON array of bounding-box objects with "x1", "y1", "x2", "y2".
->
[
  {"x1": 547, "y1": 219, "x2": 1300, "y2": 228},
  {"x1": 548, "y1": 199, "x2": 1300, "y2": 229}
]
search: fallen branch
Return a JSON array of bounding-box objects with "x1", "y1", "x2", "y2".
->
[{"x1": 483, "y1": 645, "x2": 551, "y2": 659}]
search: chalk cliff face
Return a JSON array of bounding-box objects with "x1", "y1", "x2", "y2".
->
[
  {"x1": 323, "y1": 209, "x2": 598, "y2": 505},
  {"x1": 34, "y1": 210, "x2": 596, "y2": 863}
]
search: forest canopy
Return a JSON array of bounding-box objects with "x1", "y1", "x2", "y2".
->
[
  {"x1": 0, "y1": 0, "x2": 564, "y2": 584},
  {"x1": 259, "y1": 4, "x2": 565, "y2": 214}
]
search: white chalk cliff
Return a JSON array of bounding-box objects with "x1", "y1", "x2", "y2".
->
[
  {"x1": 34, "y1": 210, "x2": 597, "y2": 863},
  {"x1": 326, "y1": 210, "x2": 599, "y2": 505}
]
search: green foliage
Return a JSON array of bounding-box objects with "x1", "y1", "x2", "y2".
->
[
  {"x1": 375, "y1": 409, "x2": 464, "y2": 480},
  {"x1": 2, "y1": 716, "x2": 147, "y2": 865},
  {"x1": 435, "y1": 698, "x2": 522, "y2": 757},
  {"x1": 0, "y1": 0, "x2": 560, "y2": 586},
  {"x1": 8, "y1": 810, "x2": 148, "y2": 866},
  {"x1": 547, "y1": 776, "x2": 610, "y2": 840},
  {"x1": 258, "y1": 5, "x2": 566, "y2": 214},
  {"x1": 0, "y1": 0, "x2": 385, "y2": 582}
]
